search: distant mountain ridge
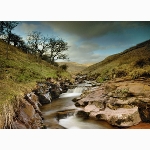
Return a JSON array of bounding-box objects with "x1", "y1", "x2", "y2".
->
[
  {"x1": 58, "y1": 62, "x2": 93, "y2": 74},
  {"x1": 81, "y1": 39, "x2": 150, "y2": 82}
]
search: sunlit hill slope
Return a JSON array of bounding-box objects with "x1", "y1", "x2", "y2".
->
[
  {"x1": 0, "y1": 40, "x2": 71, "y2": 104},
  {"x1": 58, "y1": 62, "x2": 92, "y2": 74},
  {"x1": 81, "y1": 39, "x2": 150, "y2": 82}
]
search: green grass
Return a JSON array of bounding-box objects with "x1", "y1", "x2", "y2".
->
[
  {"x1": 0, "y1": 40, "x2": 71, "y2": 105},
  {"x1": 81, "y1": 39, "x2": 150, "y2": 82}
]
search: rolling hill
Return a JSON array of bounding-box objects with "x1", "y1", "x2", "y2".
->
[
  {"x1": 58, "y1": 62, "x2": 92, "y2": 74},
  {"x1": 0, "y1": 40, "x2": 72, "y2": 104},
  {"x1": 81, "y1": 39, "x2": 150, "y2": 82}
]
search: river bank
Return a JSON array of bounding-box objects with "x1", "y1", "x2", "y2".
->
[
  {"x1": 40, "y1": 92, "x2": 117, "y2": 129},
  {"x1": 72, "y1": 77, "x2": 150, "y2": 128},
  {"x1": 39, "y1": 76, "x2": 150, "y2": 129},
  {"x1": 1, "y1": 75, "x2": 150, "y2": 129},
  {"x1": 0, "y1": 78, "x2": 73, "y2": 129}
]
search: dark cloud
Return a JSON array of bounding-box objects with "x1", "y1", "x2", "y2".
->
[
  {"x1": 63, "y1": 41, "x2": 108, "y2": 64},
  {"x1": 15, "y1": 21, "x2": 150, "y2": 64},
  {"x1": 18, "y1": 22, "x2": 38, "y2": 34},
  {"x1": 43, "y1": 21, "x2": 150, "y2": 39}
]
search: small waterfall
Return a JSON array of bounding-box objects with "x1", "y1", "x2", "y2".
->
[
  {"x1": 67, "y1": 86, "x2": 88, "y2": 93},
  {"x1": 59, "y1": 82, "x2": 91, "y2": 98},
  {"x1": 73, "y1": 87, "x2": 86, "y2": 93},
  {"x1": 59, "y1": 86, "x2": 87, "y2": 98},
  {"x1": 67, "y1": 87, "x2": 86, "y2": 93},
  {"x1": 66, "y1": 89, "x2": 74, "y2": 93}
]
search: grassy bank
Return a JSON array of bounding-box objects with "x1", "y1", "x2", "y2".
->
[
  {"x1": 0, "y1": 40, "x2": 71, "y2": 106},
  {"x1": 81, "y1": 39, "x2": 150, "y2": 82}
]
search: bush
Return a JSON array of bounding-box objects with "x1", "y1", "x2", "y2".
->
[
  {"x1": 115, "y1": 69, "x2": 127, "y2": 78},
  {"x1": 59, "y1": 64, "x2": 68, "y2": 71},
  {"x1": 96, "y1": 76, "x2": 104, "y2": 83},
  {"x1": 129, "y1": 68, "x2": 150, "y2": 79},
  {"x1": 53, "y1": 62, "x2": 59, "y2": 67},
  {"x1": 134, "y1": 59, "x2": 146, "y2": 68}
]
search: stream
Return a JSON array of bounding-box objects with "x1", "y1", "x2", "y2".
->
[{"x1": 40, "y1": 82, "x2": 117, "y2": 129}]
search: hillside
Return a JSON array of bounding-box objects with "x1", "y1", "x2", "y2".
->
[
  {"x1": 0, "y1": 40, "x2": 71, "y2": 105},
  {"x1": 58, "y1": 62, "x2": 92, "y2": 74},
  {"x1": 81, "y1": 39, "x2": 150, "y2": 82}
]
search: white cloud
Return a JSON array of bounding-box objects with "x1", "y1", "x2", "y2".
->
[
  {"x1": 65, "y1": 41, "x2": 107, "y2": 64},
  {"x1": 14, "y1": 22, "x2": 39, "y2": 41},
  {"x1": 52, "y1": 33, "x2": 108, "y2": 64},
  {"x1": 19, "y1": 22, "x2": 38, "y2": 34}
]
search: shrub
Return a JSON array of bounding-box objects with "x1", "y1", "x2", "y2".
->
[
  {"x1": 129, "y1": 68, "x2": 150, "y2": 79},
  {"x1": 96, "y1": 76, "x2": 105, "y2": 83},
  {"x1": 134, "y1": 59, "x2": 146, "y2": 68},
  {"x1": 59, "y1": 64, "x2": 68, "y2": 71}
]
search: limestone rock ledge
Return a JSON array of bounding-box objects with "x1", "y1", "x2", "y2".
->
[
  {"x1": 0, "y1": 92, "x2": 44, "y2": 129},
  {"x1": 12, "y1": 92, "x2": 44, "y2": 129},
  {"x1": 84, "y1": 106, "x2": 141, "y2": 127},
  {"x1": 73, "y1": 78, "x2": 150, "y2": 128}
]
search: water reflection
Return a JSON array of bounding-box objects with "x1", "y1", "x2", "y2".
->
[{"x1": 59, "y1": 115, "x2": 115, "y2": 129}]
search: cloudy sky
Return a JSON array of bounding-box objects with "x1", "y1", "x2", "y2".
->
[{"x1": 13, "y1": 21, "x2": 150, "y2": 64}]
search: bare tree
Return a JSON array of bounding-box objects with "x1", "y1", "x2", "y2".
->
[
  {"x1": 38, "y1": 36, "x2": 49, "y2": 58},
  {"x1": 46, "y1": 38, "x2": 69, "y2": 64},
  {"x1": 27, "y1": 31, "x2": 69, "y2": 65},
  {"x1": 26, "y1": 31, "x2": 50, "y2": 60},
  {"x1": 27, "y1": 31, "x2": 42, "y2": 55}
]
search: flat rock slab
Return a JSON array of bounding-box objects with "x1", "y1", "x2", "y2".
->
[{"x1": 85, "y1": 106, "x2": 141, "y2": 127}]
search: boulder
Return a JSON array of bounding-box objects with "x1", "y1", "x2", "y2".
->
[
  {"x1": 87, "y1": 106, "x2": 141, "y2": 127},
  {"x1": 136, "y1": 98, "x2": 150, "y2": 122},
  {"x1": 17, "y1": 98, "x2": 43, "y2": 129},
  {"x1": 38, "y1": 92, "x2": 52, "y2": 105},
  {"x1": 56, "y1": 109, "x2": 76, "y2": 120},
  {"x1": 50, "y1": 84, "x2": 61, "y2": 99},
  {"x1": 76, "y1": 110, "x2": 89, "y2": 119},
  {"x1": 72, "y1": 77, "x2": 150, "y2": 128}
]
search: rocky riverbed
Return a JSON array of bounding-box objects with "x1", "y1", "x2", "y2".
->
[
  {"x1": 3, "y1": 76, "x2": 150, "y2": 129},
  {"x1": 0, "y1": 78, "x2": 73, "y2": 129},
  {"x1": 72, "y1": 77, "x2": 150, "y2": 128}
]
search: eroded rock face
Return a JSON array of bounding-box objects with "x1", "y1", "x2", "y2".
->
[
  {"x1": 50, "y1": 83, "x2": 62, "y2": 99},
  {"x1": 38, "y1": 92, "x2": 52, "y2": 105},
  {"x1": 12, "y1": 93, "x2": 44, "y2": 129},
  {"x1": 56, "y1": 109, "x2": 76, "y2": 120},
  {"x1": 95, "y1": 107, "x2": 141, "y2": 127},
  {"x1": 136, "y1": 98, "x2": 150, "y2": 122},
  {"x1": 104, "y1": 78, "x2": 150, "y2": 124},
  {"x1": 33, "y1": 83, "x2": 52, "y2": 105},
  {"x1": 1, "y1": 78, "x2": 74, "y2": 129},
  {"x1": 34, "y1": 79, "x2": 72, "y2": 105},
  {"x1": 73, "y1": 78, "x2": 150, "y2": 127},
  {"x1": 12, "y1": 120, "x2": 27, "y2": 129},
  {"x1": 76, "y1": 110, "x2": 89, "y2": 119},
  {"x1": 18, "y1": 100, "x2": 40, "y2": 128},
  {"x1": 7, "y1": 79, "x2": 73, "y2": 129}
]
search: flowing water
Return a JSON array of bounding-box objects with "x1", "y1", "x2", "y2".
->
[{"x1": 40, "y1": 82, "x2": 116, "y2": 129}]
